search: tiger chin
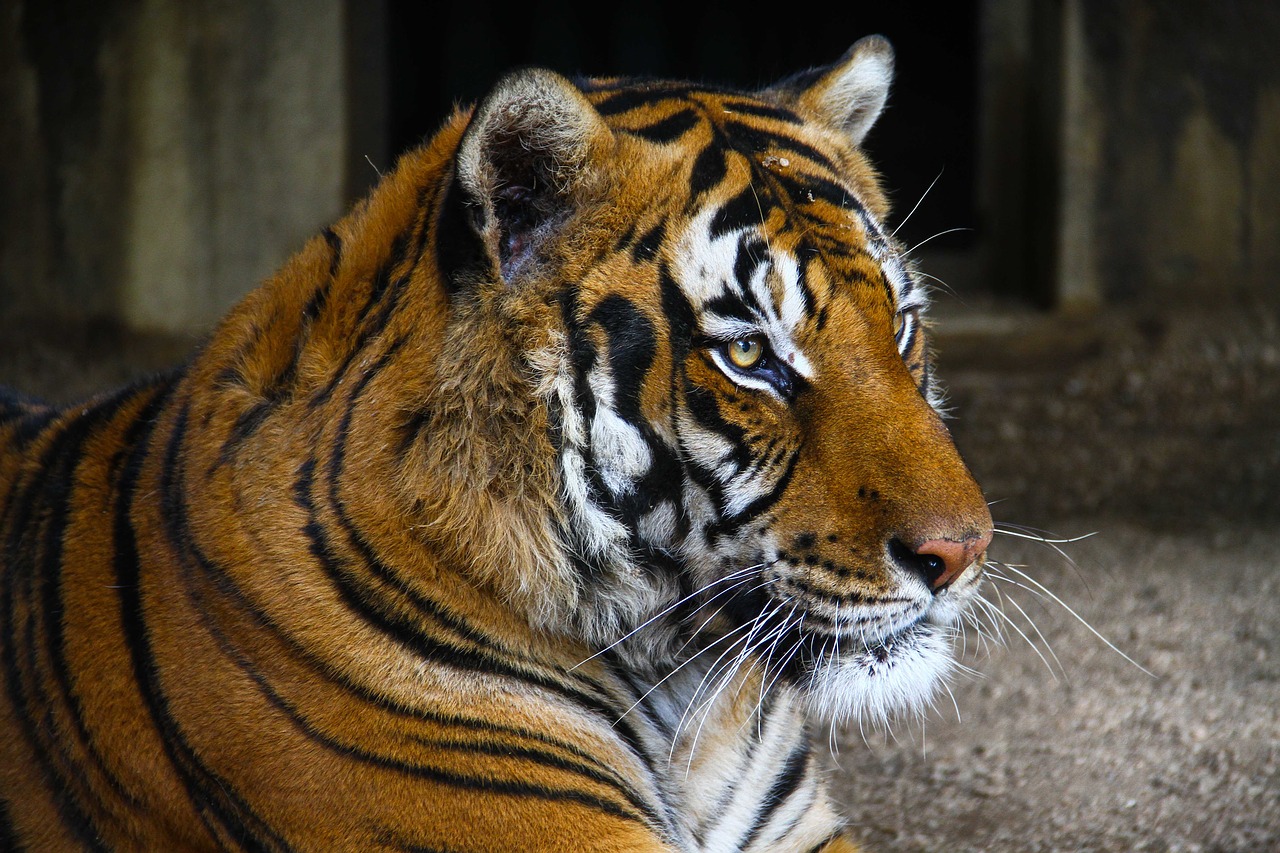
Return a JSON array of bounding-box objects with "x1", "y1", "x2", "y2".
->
[{"x1": 1, "y1": 35, "x2": 991, "y2": 853}]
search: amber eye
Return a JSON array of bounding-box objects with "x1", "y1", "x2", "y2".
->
[
  {"x1": 893, "y1": 311, "x2": 906, "y2": 338},
  {"x1": 727, "y1": 336, "x2": 765, "y2": 370}
]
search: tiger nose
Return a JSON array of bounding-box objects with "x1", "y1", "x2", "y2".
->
[{"x1": 897, "y1": 530, "x2": 993, "y2": 591}]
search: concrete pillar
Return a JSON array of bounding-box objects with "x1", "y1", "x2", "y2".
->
[
  {"x1": 2, "y1": 0, "x2": 355, "y2": 336},
  {"x1": 1056, "y1": 0, "x2": 1102, "y2": 314},
  {"x1": 120, "y1": 0, "x2": 347, "y2": 333}
]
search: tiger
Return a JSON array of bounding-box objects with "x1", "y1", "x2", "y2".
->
[{"x1": 0, "y1": 35, "x2": 993, "y2": 852}]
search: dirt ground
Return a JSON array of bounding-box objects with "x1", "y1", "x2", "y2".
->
[
  {"x1": 837, "y1": 301, "x2": 1280, "y2": 852},
  {"x1": 2, "y1": 299, "x2": 1277, "y2": 852}
]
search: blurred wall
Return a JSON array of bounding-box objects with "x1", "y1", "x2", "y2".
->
[
  {"x1": 1, "y1": 0, "x2": 1276, "y2": 340},
  {"x1": 981, "y1": 0, "x2": 1280, "y2": 311},
  {"x1": 1075, "y1": 0, "x2": 1280, "y2": 305},
  {"x1": 0, "y1": 0, "x2": 360, "y2": 335}
]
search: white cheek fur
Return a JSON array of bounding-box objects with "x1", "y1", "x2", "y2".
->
[{"x1": 801, "y1": 624, "x2": 955, "y2": 727}]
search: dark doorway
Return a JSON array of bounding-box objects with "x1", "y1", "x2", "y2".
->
[{"x1": 380, "y1": 2, "x2": 981, "y2": 271}]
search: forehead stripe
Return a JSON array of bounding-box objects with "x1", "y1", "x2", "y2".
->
[
  {"x1": 626, "y1": 109, "x2": 700, "y2": 144},
  {"x1": 733, "y1": 236, "x2": 767, "y2": 291},
  {"x1": 779, "y1": 173, "x2": 861, "y2": 212},
  {"x1": 710, "y1": 186, "x2": 769, "y2": 240},
  {"x1": 718, "y1": 99, "x2": 804, "y2": 124},
  {"x1": 721, "y1": 121, "x2": 840, "y2": 175},
  {"x1": 589, "y1": 83, "x2": 697, "y2": 114},
  {"x1": 689, "y1": 145, "x2": 729, "y2": 201}
]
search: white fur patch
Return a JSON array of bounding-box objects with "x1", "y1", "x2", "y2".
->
[
  {"x1": 818, "y1": 36, "x2": 894, "y2": 147},
  {"x1": 673, "y1": 213, "x2": 815, "y2": 395},
  {"x1": 589, "y1": 401, "x2": 653, "y2": 496},
  {"x1": 802, "y1": 624, "x2": 955, "y2": 727}
]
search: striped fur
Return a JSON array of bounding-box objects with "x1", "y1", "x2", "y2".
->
[{"x1": 1, "y1": 37, "x2": 990, "y2": 851}]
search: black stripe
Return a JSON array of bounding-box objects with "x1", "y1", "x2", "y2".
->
[
  {"x1": 435, "y1": 169, "x2": 490, "y2": 292},
  {"x1": 310, "y1": 187, "x2": 434, "y2": 409},
  {"x1": 321, "y1": 226, "x2": 343, "y2": 280},
  {"x1": 126, "y1": 396, "x2": 293, "y2": 851},
  {"x1": 737, "y1": 738, "x2": 811, "y2": 850},
  {"x1": 711, "y1": 186, "x2": 769, "y2": 240},
  {"x1": 684, "y1": 383, "x2": 748, "y2": 452},
  {"x1": 733, "y1": 235, "x2": 767, "y2": 292},
  {"x1": 688, "y1": 144, "x2": 728, "y2": 201},
  {"x1": 587, "y1": 296, "x2": 654, "y2": 431},
  {"x1": 591, "y1": 83, "x2": 698, "y2": 116},
  {"x1": 719, "y1": 100, "x2": 803, "y2": 125},
  {"x1": 631, "y1": 222, "x2": 666, "y2": 264},
  {"x1": 584, "y1": 296, "x2": 687, "y2": 525},
  {"x1": 659, "y1": 264, "x2": 696, "y2": 354},
  {"x1": 627, "y1": 109, "x2": 699, "y2": 144},
  {"x1": 314, "y1": 337, "x2": 660, "y2": 778},
  {"x1": 704, "y1": 292, "x2": 759, "y2": 325},
  {"x1": 777, "y1": 171, "x2": 859, "y2": 212},
  {"x1": 722, "y1": 120, "x2": 841, "y2": 174},
  {"x1": 40, "y1": 398, "x2": 158, "y2": 815},
  {"x1": 717, "y1": 448, "x2": 800, "y2": 536},
  {"x1": 2, "y1": 405, "x2": 60, "y2": 451},
  {"x1": 213, "y1": 400, "x2": 271, "y2": 469},
  {"x1": 165, "y1": 440, "x2": 638, "y2": 801},
  {"x1": 185, "y1": 556, "x2": 664, "y2": 835},
  {"x1": 0, "y1": 384, "x2": 155, "y2": 851}
]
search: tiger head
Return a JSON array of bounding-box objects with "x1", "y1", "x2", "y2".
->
[{"x1": 401, "y1": 36, "x2": 992, "y2": 724}]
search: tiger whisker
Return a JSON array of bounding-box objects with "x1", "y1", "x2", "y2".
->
[
  {"x1": 980, "y1": 579, "x2": 1062, "y2": 681},
  {"x1": 970, "y1": 593, "x2": 1013, "y2": 655},
  {"x1": 759, "y1": 612, "x2": 808, "y2": 714},
  {"x1": 903, "y1": 227, "x2": 973, "y2": 256},
  {"x1": 754, "y1": 608, "x2": 802, "y2": 738},
  {"x1": 984, "y1": 566, "x2": 1051, "y2": 606},
  {"x1": 890, "y1": 167, "x2": 944, "y2": 239},
  {"x1": 672, "y1": 614, "x2": 776, "y2": 769},
  {"x1": 671, "y1": 571, "x2": 782, "y2": 661},
  {"x1": 989, "y1": 560, "x2": 1155, "y2": 678},
  {"x1": 677, "y1": 597, "x2": 780, "y2": 733},
  {"x1": 911, "y1": 269, "x2": 959, "y2": 298},
  {"x1": 617, "y1": 615, "x2": 762, "y2": 726},
  {"x1": 681, "y1": 603, "x2": 794, "y2": 773},
  {"x1": 993, "y1": 525, "x2": 1096, "y2": 569},
  {"x1": 993, "y1": 523, "x2": 1101, "y2": 591},
  {"x1": 959, "y1": 604, "x2": 1001, "y2": 658},
  {"x1": 571, "y1": 563, "x2": 763, "y2": 670}
]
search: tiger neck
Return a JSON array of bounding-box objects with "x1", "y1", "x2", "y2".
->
[{"x1": 615, "y1": 654, "x2": 841, "y2": 850}]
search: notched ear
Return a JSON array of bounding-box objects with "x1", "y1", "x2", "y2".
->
[
  {"x1": 454, "y1": 69, "x2": 612, "y2": 283},
  {"x1": 771, "y1": 35, "x2": 895, "y2": 148}
]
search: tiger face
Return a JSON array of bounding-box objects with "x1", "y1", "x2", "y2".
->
[{"x1": 447, "y1": 36, "x2": 993, "y2": 725}]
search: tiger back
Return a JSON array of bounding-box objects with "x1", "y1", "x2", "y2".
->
[{"x1": 0, "y1": 37, "x2": 991, "y2": 852}]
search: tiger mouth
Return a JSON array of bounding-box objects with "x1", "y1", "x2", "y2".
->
[{"x1": 779, "y1": 618, "x2": 934, "y2": 678}]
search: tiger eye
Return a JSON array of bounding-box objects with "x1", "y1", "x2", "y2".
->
[
  {"x1": 893, "y1": 312, "x2": 905, "y2": 337},
  {"x1": 728, "y1": 337, "x2": 765, "y2": 369}
]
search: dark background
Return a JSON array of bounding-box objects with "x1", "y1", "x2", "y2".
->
[{"x1": 384, "y1": 1, "x2": 979, "y2": 256}]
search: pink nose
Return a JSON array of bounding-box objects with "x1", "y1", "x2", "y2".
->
[{"x1": 912, "y1": 530, "x2": 993, "y2": 591}]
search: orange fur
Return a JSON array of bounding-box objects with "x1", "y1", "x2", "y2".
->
[{"x1": 1, "y1": 38, "x2": 988, "y2": 851}]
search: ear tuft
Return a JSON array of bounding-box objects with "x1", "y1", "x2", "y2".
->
[
  {"x1": 455, "y1": 70, "x2": 611, "y2": 282},
  {"x1": 776, "y1": 35, "x2": 895, "y2": 148}
]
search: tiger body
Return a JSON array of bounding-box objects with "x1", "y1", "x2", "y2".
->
[{"x1": 1, "y1": 37, "x2": 990, "y2": 852}]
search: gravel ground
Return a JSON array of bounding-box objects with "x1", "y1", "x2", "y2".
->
[
  {"x1": 2, "y1": 301, "x2": 1277, "y2": 852},
  {"x1": 839, "y1": 302, "x2": 1280, "y2": 852}
]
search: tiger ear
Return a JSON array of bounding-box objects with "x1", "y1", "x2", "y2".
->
[
  {"x1": 453, "y1": 69, "x2": 612, "y2": 283},
  {"x1": 771, "y1": 35, "x2": 894, "y2": 148}
]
